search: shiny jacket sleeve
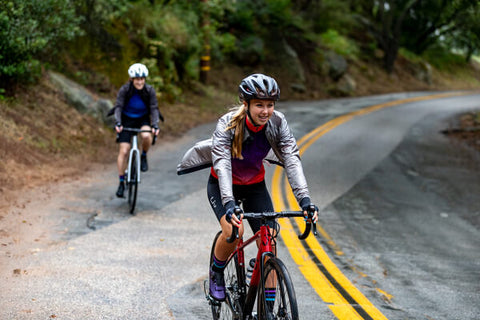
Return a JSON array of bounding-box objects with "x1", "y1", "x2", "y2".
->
[
  {"x1": 211, "y1": 113, "x2": 235, "y2": 206},
  {"x1": 268, "y1": 111, "x2": 310, "y2": 204}
]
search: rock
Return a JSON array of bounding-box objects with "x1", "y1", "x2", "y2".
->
[
  {"x1": 290, "y1": 83, "x2": 306, "y2": 93},
  {"x1": 48, "y1": 71, "x2": 113, "y2": 124},
  {"x1": 282, "y1": 39, "x2": 306, "y2": 85},
  {"x1": 328, "y1": 73, "x2": 356, "y2": 96},
  {"x1": 413, "y1": 61, "x2": 432, "y2": 85},
  {"x1": 325, "y1": 51, "x2": 348, "y2": 81},
  {"x1": 94, "y1": 99, "x2": 115, "y2": 126}
]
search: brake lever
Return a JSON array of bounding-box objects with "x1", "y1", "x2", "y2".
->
[
  {"x1": 226, "y1": 207, "x2": 242, "y2": 243},
  {"x1": 298, "y1": 205, "x2": 318, "y2": 240},
  {"x1": 312, "y1": 221, "x2": 318, "y2": 237}
]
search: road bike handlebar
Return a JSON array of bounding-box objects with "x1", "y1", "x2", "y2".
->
[
  {"x1": 226, "y1": 210, "x2": 317, "y2": 243},
  {"x1": 121, "y1": 127, "x2": 158, "y2": 145}
]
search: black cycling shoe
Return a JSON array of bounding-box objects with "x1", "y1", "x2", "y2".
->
[
  {"x1": 116, "y1": 181, "x2": 125, "y2": 198},
  {"x1": 141, "y1": 154, "x2": 148, "y2": 172}
]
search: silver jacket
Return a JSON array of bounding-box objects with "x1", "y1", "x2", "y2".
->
[{"x1": 177, "y1": 110, "x2": 310, "y2": 206}]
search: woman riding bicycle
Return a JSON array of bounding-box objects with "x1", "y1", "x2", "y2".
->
[
  {"x1": 113, "y1": 63, "x2": 164, "y2": 198},
  {"x1": 177, "y1": 73, "x2": 318, "y2": 301}
]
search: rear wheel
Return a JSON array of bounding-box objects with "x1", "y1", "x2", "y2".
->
[
  {"x1": 128, "y1": 153, "x2": 138, "y2": 214},
  {"x1": 258, "y1": 257, "x2": 298, "y2": 320},
  {"x1": 209, "y1": 231, "x2": 245, "y2": 320}
]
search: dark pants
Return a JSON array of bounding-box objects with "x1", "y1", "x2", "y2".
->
[
  {"x1": 207, "y1": 174, "x2": 274, "y2": 233},
  {"x1": 116, "y1": 114, "x2": 150, "y2": 143}
]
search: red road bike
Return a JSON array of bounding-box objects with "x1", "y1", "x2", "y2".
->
[{"x1": 205, "y1": 207, "x2": 317, "y2": 320}]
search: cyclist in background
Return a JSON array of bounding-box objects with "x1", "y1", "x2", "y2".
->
[
  {"x1": 176, "y1": 73, "x2": 318, "y2": 301},
  {"x1": 114, "y1": 63, "x2": 164, "y2": 198}
]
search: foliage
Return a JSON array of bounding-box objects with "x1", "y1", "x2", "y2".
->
[
  {"x1": 422, "y1": 43, "x2": 468, "y2": 71},
  {"x1": 320, "y1": 29, "x2": 359, "y2": 59},
  {"x1": 0, "y1": 0, "x2": 82, "y2": 89},
  {"x1": 443, "y1": 4, "x2": 480, "y2": 62},
  {"x1": 401, "y1": 0, "x2": 480, "y2": 55},
  {"x1": 353, "y1": 0, "x2": 480, "y2": 73},
  {"x1": 294, "y1": 0, "x2": 356, "y2": 34},
  {"x1": 1, "y1": 0, "x2": 479, "y2": 97}
]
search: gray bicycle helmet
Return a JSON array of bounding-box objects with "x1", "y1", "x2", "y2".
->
[
  {"x1": 238, "y1": 73, "x2": 280, "y2": 101},
  {"x1": 128, "y1": 63, "x2": 149, "y2": 78}
]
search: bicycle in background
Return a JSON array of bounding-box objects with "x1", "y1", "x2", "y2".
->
[
  {"x1": 205, "y1": 206, "x2": 317, "y2": 320},
  {"x1": 121, "y1": 127, "x2": 156, "y2": 214}
]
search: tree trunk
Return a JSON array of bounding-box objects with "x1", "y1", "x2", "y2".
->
[{"x1": 383, "y1": 38, "x2": 399, "y2": 74}]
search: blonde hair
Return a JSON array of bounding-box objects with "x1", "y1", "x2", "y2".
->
[{"x1": 225, "y1": 103, "x2": 247, "y2": 159}]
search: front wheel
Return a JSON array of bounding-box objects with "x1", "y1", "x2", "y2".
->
[
  {"x1": 209, "y1": 231, "x2": 245, "y2": 320},
  {"x1": 258, "y1": 257, "x2": 298, "y2": 320},
  {"x1": 128, "y1": 153, "x2": 138, "y2": 214}
]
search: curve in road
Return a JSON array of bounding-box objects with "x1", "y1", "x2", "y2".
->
[{"x1": 271, "y1": 90, "x2": 480, "y2": 320}]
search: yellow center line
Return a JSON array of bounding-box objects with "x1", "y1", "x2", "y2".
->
[{"x1": 272, "y1": 91, "x2": 478, "y2": 320}]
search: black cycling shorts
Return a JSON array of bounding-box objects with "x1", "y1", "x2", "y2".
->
[
  {"x1": 207, "y1": 174, "x2": 274, "y2": 233},
  {"x1": 116, "y1": 114, "x2": 151, "y2": 143}
]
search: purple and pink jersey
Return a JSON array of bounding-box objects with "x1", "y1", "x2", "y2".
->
[{"x1": 211, "y1": 118, "x2": 271, "y2": 185}]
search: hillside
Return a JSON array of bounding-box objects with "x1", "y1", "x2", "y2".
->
[{"x1": 1, "y1": 57, "x2": 479, "y2": 210}]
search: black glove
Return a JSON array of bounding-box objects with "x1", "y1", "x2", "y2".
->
[
  {"x1": 300, "y1": 197, "x2": 318, "y2": 219},
  {"x1": 225, "y1": 201, "x2": 242, "y2": 223}
]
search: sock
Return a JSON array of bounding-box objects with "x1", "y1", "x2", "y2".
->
[
  {"x1": 211, "y1": 255, "x2": 227, "y2": 273},
  {"x1": 119, "y1": 175, "x2": 125, "y2": 183},
  {"x1": 265, "y1": 287, "x2": 276, "y2": 302},
  {"x1": 142, "y1": 150, "x2": 147, "y2": 157}
]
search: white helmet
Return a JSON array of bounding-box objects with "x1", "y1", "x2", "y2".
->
[{"x1": 128, "y1": 63, "x2": 149, "y2": 78}]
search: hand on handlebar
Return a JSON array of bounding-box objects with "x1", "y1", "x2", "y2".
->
[
  {"x1": 226, "y1": 205, "x2": 243, "y2": 228},
  {"x1": 152, "y1": 125, "x2": 160, "y2": 136},
  {"x1": 300, "y1": 198, "x2": 318, "y2": 223},
  {"x1": 115, "y1": 122, "x2": 123, "y2": 133},
  {"x1": 302, "y1": 204, "x2": 318, "y2": 223}
]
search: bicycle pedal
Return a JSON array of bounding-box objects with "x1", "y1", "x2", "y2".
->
[{"x1": 207, "y1": 295, "x2": 221, "y2": 306}]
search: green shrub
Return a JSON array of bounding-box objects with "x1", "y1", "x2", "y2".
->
[
  {"x1": 320, "y1": 29, "x2": 359, "y2": 59},
  {"x1": 422, "y1": 43, "x2": 467, "y2": 71},
  {"x1": 0, "y1": 0, "x2": 82, "y2": 90}
]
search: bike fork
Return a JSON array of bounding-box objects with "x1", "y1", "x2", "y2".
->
[{"x1": 127, "y1": 137, "x2": 141, "y2": 183}]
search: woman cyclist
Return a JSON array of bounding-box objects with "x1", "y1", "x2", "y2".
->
[
  {"x1": 114, "y1": 63, "x2": 164, "y2": 198},
  {"x1": 177, "y1": 73, "x2": 318, "y2": 301}
]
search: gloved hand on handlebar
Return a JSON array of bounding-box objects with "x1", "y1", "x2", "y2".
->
[
  {"x1": 224, "y1": 200, "x2": 243, "y2": 227},
  {"x1": 300, "y1": 197, "x2": 318, "y2": 223},
  {"x1": 115, "y1": 122, "x2": 123, "y2": 133},
  {"x1": 152, "y1": 124, "x2": 160, "y2": 136}
]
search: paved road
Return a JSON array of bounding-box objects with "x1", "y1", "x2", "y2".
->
[{"x1": 1, "y1": 92, "x2": 479, "y2": 320}]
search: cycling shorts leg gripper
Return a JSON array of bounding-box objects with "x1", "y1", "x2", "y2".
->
[{"x1": 207, "y1": 175, "x2": 226, "y2": 222}]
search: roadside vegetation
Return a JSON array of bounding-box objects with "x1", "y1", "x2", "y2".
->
[{"x1": 1, "y1": 0, "x2": 479, "y2": 205}]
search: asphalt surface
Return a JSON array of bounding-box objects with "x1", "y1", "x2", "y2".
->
[{"x1": 1, "y1": 92, "x2": 479, "y2": 320}]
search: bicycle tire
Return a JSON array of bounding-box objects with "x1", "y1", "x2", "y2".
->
[
  {"x1": 128, "y1": 154, "x2": 138, "y2": 214},
  {"x1": 258, "y1": 257, "x2": 299, "y2": 320},
  {"x1": 209, "y1": 231, "x2": 245, "y2": 320}
]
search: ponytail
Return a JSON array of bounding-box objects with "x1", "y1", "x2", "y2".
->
[{"x1": 225, "y1": 104, "x2": 247, "y2": 159}]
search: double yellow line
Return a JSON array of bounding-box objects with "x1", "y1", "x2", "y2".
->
[{"x1": 271, "y1": 91, "x2": 474, "y2": 319}]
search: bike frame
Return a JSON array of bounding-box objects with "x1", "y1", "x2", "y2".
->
[{"x1": 227, "y1": 222, "x2": 276, "y2": 318}]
